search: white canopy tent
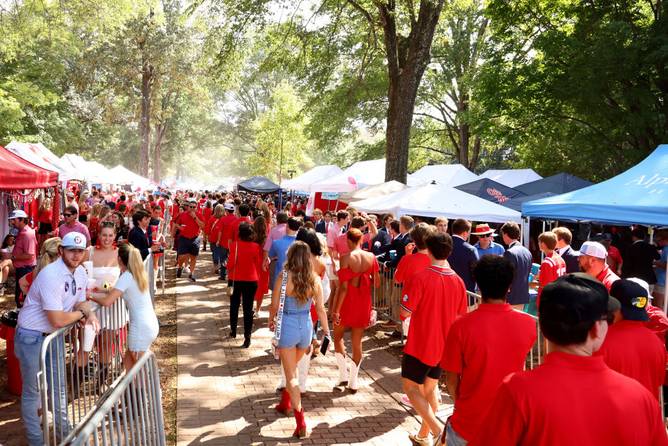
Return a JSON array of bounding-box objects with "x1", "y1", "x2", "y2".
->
[
  {"x1": 311, "y1": 159, "x2": 386, "y2": 193},
  {"x1": 351, "y1": 183, "x2": 522, "y2": 223},
  {"x1": 407, "y1": 164, "x2": 479, "y2": 187},
  {"x1": 60, "y1": 154, "x2": 114, "y2": 184},
  {"x1": 110, "y1": 165, "x2": 154, "y2": 189},
  {"x1": 6, "y1": 141, "x2": 77, "y2": 181},
  {"x1": 479, "y1": 169, "x2": 542, "y2": 188},
  {"x1": 281, "y1": 165, "x2": 344, "y2": 192},
  {"x1": 339, "y1": 180, "x2": 407, "y2": 202}
]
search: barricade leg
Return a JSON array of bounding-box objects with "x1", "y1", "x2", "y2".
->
[{"x1": 46, "y1": 336, "x2": 71, "y2": 442}]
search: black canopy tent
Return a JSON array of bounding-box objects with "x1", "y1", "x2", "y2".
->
[
  {"x1": 514, "y1": 172, "x2": 593, "y2": 196},
  {"x1": 455, "y1": 178, "x2": 526, "y2": 206},
  {"x1": 237, "y1": 176, "x2": 280, "y2": 193}
]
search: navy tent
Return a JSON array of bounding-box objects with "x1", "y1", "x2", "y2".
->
[
  {"x1": 503, "y1": 192, "x2": 556, "y2": 212},
  {"x1": 515, "y1": 172, "x2": 593, "y2": 196},
  {"x1": 237, "y1": 176, "x2": 280, "y2": 193},
  {"x1": 522, "y1": 145, "x2": 668, "y2": 225},
  {"x1": 455, "y1": 178, "x2": 526, "y2": 205}
]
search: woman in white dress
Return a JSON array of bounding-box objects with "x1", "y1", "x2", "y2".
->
[
  {"x1": 89, "y1": 243, "x2": 159, "y2": 371},
  {"x1": 84, "y1": 222, "x2": 124, "y2": 378}
]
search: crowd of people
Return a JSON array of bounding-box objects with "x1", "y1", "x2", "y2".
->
[{"x1": 3, "y1": 185, "x2": 668, "y2": 445}]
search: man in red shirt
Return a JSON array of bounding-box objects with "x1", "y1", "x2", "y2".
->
[
  {"x1": 600, "y1": 279, "x2": 666, "y2": 400},
  {"x1": 216, "y1": 203, "x2": 238, "y2": 280},
  {"x1": 9, "y1": 210, "x2": 38, "y2": 307},
  {"x1": 400, "y1": 232, "x2": 467, "y2": 445},
  {"x1": 442, "y1": 256, "x2": 536, "y2": 445},
  {"x1": 471, "y1": 274, "x2": 668, "y2": 446},
  {"x1": 536, "y1": 231, "x2": 566, "y2": 307},
  {"x1": 173, "y1": 199, "x2": 204, "y2": 282},
  {"x1": 228, "y1": 203, "x2": 252, "y2": 246},
  {"x1": 579, "y1": 241, "x2": 620, "y2": 291}
]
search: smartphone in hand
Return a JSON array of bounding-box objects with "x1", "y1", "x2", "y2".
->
[{"x1": 320, "y1": 335, "x2": 331, "y2": 356}]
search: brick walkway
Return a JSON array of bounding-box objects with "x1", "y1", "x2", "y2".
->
[{"x1": 176, "y1": 255, "x2": 452, "y2": 446}]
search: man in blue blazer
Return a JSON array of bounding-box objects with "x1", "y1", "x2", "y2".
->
[
  {"x1": 501, "y1": 221, "x2": 533, "y2": 309},
  {"x1": 554, "y1": 227, "x2": 580, "y2": 273},
  {"x1": 449, "y1": 219, "x2": 479, "y2": 298}
]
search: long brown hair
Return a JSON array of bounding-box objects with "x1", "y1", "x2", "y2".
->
[
  {"x1": 285, "y1": 241, "x2": 316, "y2": 303},
  {"x1": 253, "y1": 216, "x2": 268, "y2": 247}
]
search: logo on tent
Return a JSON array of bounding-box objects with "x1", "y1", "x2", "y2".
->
[{"x1": 486, "y1": 187, "x2": 509, "y2": 203}]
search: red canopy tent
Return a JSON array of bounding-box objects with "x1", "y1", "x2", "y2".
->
[
  {"x1": 0, "y1": 145, "x2": 60, "y2": 228},
  {"x1": 0, "y1": 145, "x2": 59, "y2": 188}
]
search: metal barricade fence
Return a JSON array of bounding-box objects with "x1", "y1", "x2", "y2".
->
[
  {"x1": 38, "y1": 258, "x2": 157, "y2": 446},
  {"x1": 62, "y1": 352, "x2": 165, "y2": 446},
  {"x1": 38, "y1": 297, "x2": 129, "y2": 446}
]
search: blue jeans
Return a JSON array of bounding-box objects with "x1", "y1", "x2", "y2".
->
[
  {"x1": 445, "y1": 419, "x2": 468, "y2": 446},
  {"x1": 15, "y1": 327, "x2": 70, "y2": 446},
  {"x1": 219, "y1": 247, "x2": 229, "y2": 278},
  {"x1": 210, "y1": 243, "x2": 221, "y2": 267}
]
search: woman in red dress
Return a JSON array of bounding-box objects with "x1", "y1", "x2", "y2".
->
[
  {"x1": 252, "y1": 215, "x2": 270, "y2": 314},
  {"x1": 332, "y1": 228, "x2": 380, "y2": 392}
]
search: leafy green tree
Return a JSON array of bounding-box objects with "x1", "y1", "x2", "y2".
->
[
  {"x1": 483, "y1": 0, "x2": 668, "y2": 180},
  {"x1": 249, "y1": 81, "x2": 312, "y2": 182}
]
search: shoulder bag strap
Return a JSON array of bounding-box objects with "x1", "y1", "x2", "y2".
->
[{"x1": 274, "y1": 270, "x2": 289, "y2": 342}]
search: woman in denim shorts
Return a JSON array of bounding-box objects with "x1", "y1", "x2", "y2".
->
[{"x1": 269, "y1": 242, "x2": 330, "y2": 439}]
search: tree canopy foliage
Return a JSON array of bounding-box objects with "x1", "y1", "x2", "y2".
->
[{"x1": 1, "y1": 0, "x2": 666, "y2": 183}]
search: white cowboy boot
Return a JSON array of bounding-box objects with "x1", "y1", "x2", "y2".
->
[
  {"x1": 297, "y1": 353, "x2": 311, "y2": 393},
  {"x1": 335, "y1": 352, "x2": 348, "y2": 386},
  {"x1": 348, "y1": 357, "x2": 364, "y2": 393}
]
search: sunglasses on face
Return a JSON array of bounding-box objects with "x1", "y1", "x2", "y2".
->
[{"x1": 63, "y1": 213, "x2": 73, "y2": 217}]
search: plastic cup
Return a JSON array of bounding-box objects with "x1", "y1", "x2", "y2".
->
[{"x1": 83, "y1": 324, "x2": 95, "y2": 352}]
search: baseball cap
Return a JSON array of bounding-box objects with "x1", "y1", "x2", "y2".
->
[
  {"x1": 540, "y1": 273, "x2": 616, "y2": 343},
  {"x1": 8, "y1": 209, "x2": 28, "y2": 220},
  {"x1": 66, "y1": 191, "x2": 74, "y2": 198},
  {"x1": 61, "y1": 232, "x2": 87, "y2": 250},
  {"x1": 224, "y1": 203, "x2": 235, "y2": 211},
  {"x1": 579, "y1": 241, "x2": 607, "y2": 259},
  {"x1": 610, "y1": 279, "x2": 649, "y2": 321}
]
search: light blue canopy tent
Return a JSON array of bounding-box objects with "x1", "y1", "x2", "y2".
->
[{"x1": 522, "y1": 145, "x2": 668, "y2": 226}]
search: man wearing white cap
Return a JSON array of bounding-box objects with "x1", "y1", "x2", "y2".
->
[
  {"x1": 579, "y1": 241, "x2": 620, "y2": 291},
  {"x1": 14, "y1": 232, "x2": 99, "y2": 446},
  {"x1": 9, "y1": 209, "x2": 37, "y2": 307}
]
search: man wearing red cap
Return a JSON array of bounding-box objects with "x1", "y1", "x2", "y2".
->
[
  {"x1": 600, "y1": 279, "x2": 666, "y2": 400},
  {"x1": 471, "y1": 223, "x2": 504, "y2": 258}
]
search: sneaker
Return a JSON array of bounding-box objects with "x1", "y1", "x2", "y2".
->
[
  {"x1": 189, "y1": 274, "x2": 196, "y2": 282},
  {"x1": 176, "y1": 267, "x2": 182, "y2": 278},
  {"x1": 408, "y1": 433, "x2": 432, "y2": 446}
]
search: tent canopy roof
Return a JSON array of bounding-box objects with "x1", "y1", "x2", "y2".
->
[
  {"x1": 60, "y1": 154, "x2": 114, "y2": 184},
  {"x1": 522, "y1": 145, "x2": 668, "y2": 225},
  {"x1": 479, "y1": 168, "x2": 542, "y2": 188},
  {"x1": 237, "y1": 176, "x2": 280, "y2": 193},
  {"x1": 281, "y1": 165, "x2": 344, "y2": 191},
  {"x1": 0, "y1": 146, "x2": 59, "y2": 189},
  {"x1": 515, "y1": 172, "x2": 593, "y2": 196},
  {"x1": 311, "y1": 159, "x2": 386, "y2": 193},
  {"x1": 351, "y1": 183, "x2": 522, "y2": 223},
  {"x1": 339, "y1": 180, "x2": 407, "y2": 202},
  {"x1": 6, "y1": 141, "x2": 75, "y2": 181},
  {"x1": 109, "y1": 165, "x2": 153, "y2": 188},
  {"x1": 455, "y1": 178, "x2": 525, "y2": 205},
  {"x1": 407, "y1": 164, "x2": 478, "y2": 187}
]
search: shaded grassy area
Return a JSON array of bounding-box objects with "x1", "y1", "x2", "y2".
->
[{"x1": 151, "y1": 252, "x2": 177, "y2": 446}]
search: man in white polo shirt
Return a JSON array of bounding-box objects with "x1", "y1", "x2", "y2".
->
[{"x1": 15, "y1": 232, "x2": 99, "y2": 446}]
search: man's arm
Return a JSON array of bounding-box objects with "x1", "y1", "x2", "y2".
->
[{"x1": 445, "y1": 371, "x2": 460, "y2": 402}]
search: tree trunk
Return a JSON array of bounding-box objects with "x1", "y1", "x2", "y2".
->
[
  {"x1": 152, "y1": 122, "x2": 167, "y2": 182},
  {"x1": 380, "y1": 0, "x2": 446, "y2": 183},
  {"x1": 139, "y1": 47, "x2": 153, "y2": 177}
]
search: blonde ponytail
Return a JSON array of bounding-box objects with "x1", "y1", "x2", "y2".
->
[
  {"x1": 118, "y1": 243, "x2": 149, "y2": 293},
  {"x1": 34, "y1": 237, "x2": 61, "y2": 277}
]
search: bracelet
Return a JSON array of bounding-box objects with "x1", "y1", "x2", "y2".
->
[{"x1": 78, "y1": 309, "x2": 86, "y2": 320}]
